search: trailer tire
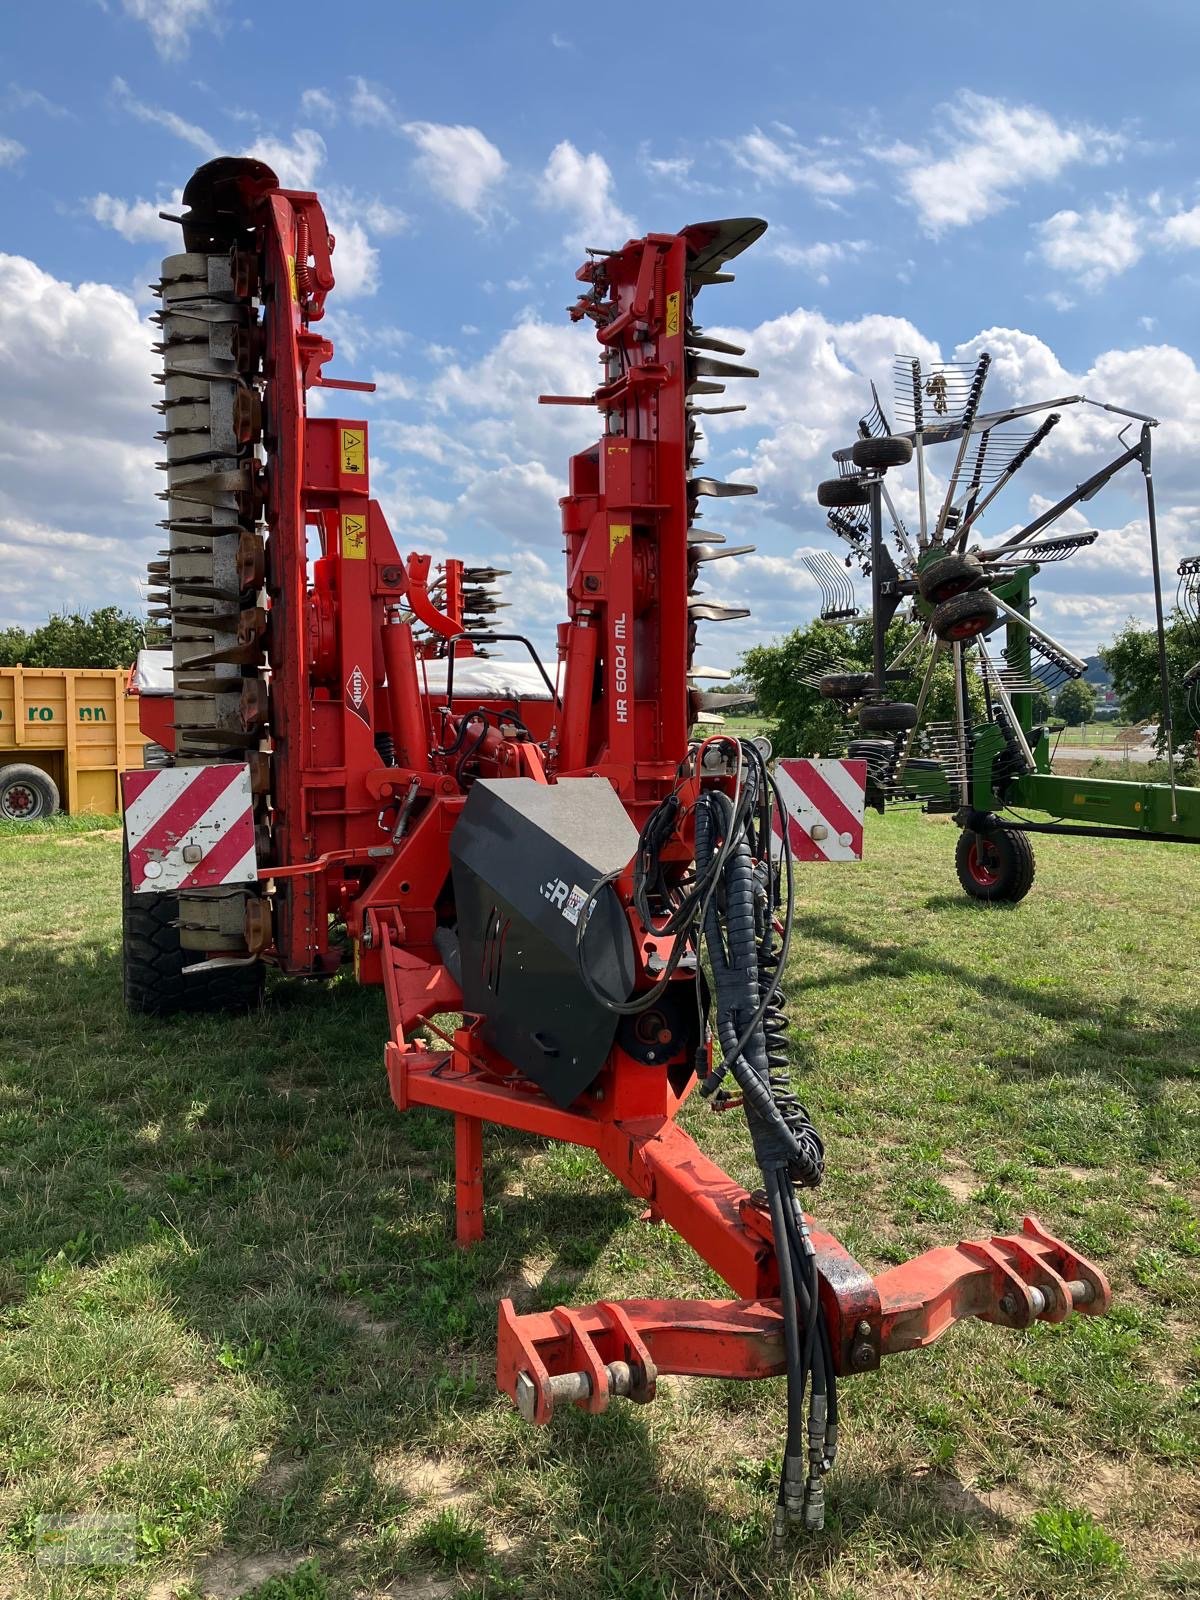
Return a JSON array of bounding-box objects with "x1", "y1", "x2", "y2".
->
[
  {"x1": 858, "y1": 701, "x2": 918, "y2": 732},
  {"x1": 817, "y1": 476, "x2": 871, "y2": 508},
  {"x1": 0, "y1": 763, "x2": 60, "y2": 822},
  {"x1": 955, "y1": 826, "x2": 1035, "y2": 904},
  {"x1": 122, "y1": 843, "x2": 263, "y2": 1016},
  {"x1": 930, "y1": 588, "x2": 998, "y2": 643},
  {"x1": 918, "y1": 551, "x2": 985, "y2": 604},
  {"x1": 819, "y1": 672, "x2": 872, "y2": 700},
  {"x1": 851, "y1": 435, "x2": 914, "y2": 471}
]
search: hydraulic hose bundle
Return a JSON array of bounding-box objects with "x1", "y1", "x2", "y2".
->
[{"x1": 577, "y1": 737, "x2": 837, "y2": 1536}]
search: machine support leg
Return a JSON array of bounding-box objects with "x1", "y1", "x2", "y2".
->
[{"x1": 455, "y1": 1114, "x2": 484, "y2": 1246}]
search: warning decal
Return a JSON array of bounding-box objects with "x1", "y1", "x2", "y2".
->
[
  {"x1": 665, "y1": 291, "x2": 680, "y2": 337},
  {"x1": 340, "y1": 428, "x2": 366, "y2": 476},
  {"x1": 342, "y1": 512, "x2": 367, "y2": 559}
]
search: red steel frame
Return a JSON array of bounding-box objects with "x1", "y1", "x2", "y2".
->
[{"x1": 137, "y1": 161, "x2": 1112, "y2": 1431}]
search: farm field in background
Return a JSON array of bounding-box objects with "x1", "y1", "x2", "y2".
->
[{"x1": 0, "y1": 811, "x2": 1197, "y2": 1600}]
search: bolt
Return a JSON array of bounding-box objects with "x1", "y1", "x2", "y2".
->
[
  {"x1": 851, "y1": 1342, "x2": 874, "y2": 1370},
  {"x1": 856, "y1": 1319, "x2": 872, "y2": 1338},
  {"x1": 584, "y1": 575, "x2": 601, "y2": 592},
  {"x1": 999, "y1": 1292, "x2": 1018, "y2": 1317}
]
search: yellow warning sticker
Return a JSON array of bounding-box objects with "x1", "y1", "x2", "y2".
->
[
  {"x1": 609, "y1": 522, "x2": 631, "y2": 554},
  {"x1": 340, "y1": 428, "x2": 366, "y2": 476},
  {"x1": 665, "y1": 291, "x2": 680, "y2": 338},
  {"x1": 342, "y1": 512, "x2": 367, "y2": 559}
]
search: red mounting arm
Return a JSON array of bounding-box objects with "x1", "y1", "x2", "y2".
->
[{"x1": 497, "y1": 1216, "x2": 1111, "y2": 1424}]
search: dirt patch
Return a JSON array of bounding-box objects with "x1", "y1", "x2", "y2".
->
[
  {"x1": 149, "y1": 1551, "x2": 304, "y2": 1600},
  {"x1": 939, "y1": 1161, "x2": 977, "y2": 1203},
  {"x1": 373, "y1": 1449, "x2": 470, "y2": 1508},
  {"x1": 332, "y1": 1298, "x2": 393, "y2": 1339},
  {"x1": 496, "y1": 1252, "x2": 553, "y2": 1307}
]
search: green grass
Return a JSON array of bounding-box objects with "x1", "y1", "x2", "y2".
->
[{"x1": 0, "y1": 809, "x2": 1197, "y2": 1599}]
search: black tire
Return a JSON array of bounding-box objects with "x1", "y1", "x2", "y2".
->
[
  {"x1": 955, "y1": 827, "x2": 1036, "y2": 904},
  {"x1": 122, "y1": 843, "x2": 263, "y2": 1016},
  {"x1": 819, "y1": 672, "x2": 872, "y2": 700},
  {"x1": 847, "y1": 739, "x2": 897, "y2": 758},
  {"x1": 851, "y1": 436, "x2": 914, "y2": 471},
  {"x1": 858, "y1": 701, "x2": 918, "y2": 732},
  {"x1": 0, "y1": 763, "x2": 60, "y2": 821},
  {"x1": 930, "y1": 588, "x2": 998, "y2": 643},
  {"x1": 917, "y1": 552, "x2": 985, "y2": 605},
  {"x1": 817, "y1": 477, "x2": 870, "y2": 508}
]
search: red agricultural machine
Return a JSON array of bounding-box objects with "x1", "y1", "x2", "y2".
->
[{"x1": 122, "y1": 160, "x2": 1111, "y2": 1539}]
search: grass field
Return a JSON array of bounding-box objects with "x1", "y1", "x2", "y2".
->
[{"x1": 0, "y1": 810, "x2": 1197, "y2": 1600}]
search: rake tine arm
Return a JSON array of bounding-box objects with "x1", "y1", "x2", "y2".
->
[{"x1": 991, "y1": 438, "x2": 1144, "y2": 552}]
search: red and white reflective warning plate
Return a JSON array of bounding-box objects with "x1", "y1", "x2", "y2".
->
[
  {"x1": 121, "y1": 764, "x2": 257, "y2": 893},
  {"x1": 769, "y1": 757, "x2": 867, "y2": 864}
]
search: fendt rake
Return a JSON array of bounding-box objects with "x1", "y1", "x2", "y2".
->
[
  {"x1": 122, "y1": 160, "x2": 1111, "y2": 1539},
  {"x1": 813, "y1": 353, "x2": 1200, "y2": 902}
]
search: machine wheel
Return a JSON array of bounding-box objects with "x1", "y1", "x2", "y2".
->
[
  {"x1": 930, "y1": 588, "x2": 998, "y2": 643},
  {"x1": 817, "y1": 476, "x2": 870, "y2": 508},
  {"x1": 918, "y1": 551, "x2": 985, "y2": 604},
  {"x1": 819, "y1": 671, "x2": 872, "y2": 700},
  {"x1": 858, "y1": 701, "x2": 918, "y2": 732},
  {"x1": 955, "y1": 826, "x2": 1036, "y2": 904},
  {"x1": 0, "y1": 763, "x2": 60, "y2": 821},
  {"x1": 851, "y1": 435, "x2": 914, "y2": 471},
  {"x1": 122, "y1": 842, "x2": 263, "y2": 1016}
]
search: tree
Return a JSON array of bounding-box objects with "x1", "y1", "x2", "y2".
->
[
  {"x1": 1054, "y1": 679, "x2": 1096, "y2": 728},
  {"x1": 0, "y1": 608, "x2": 157, "y2": 669},
  {"x1": 740, "y1": 619, "x2": 985, "y2": 756},
  {"x1": 1102, "y1": 612, "x2": 1199, "y2": 755}
]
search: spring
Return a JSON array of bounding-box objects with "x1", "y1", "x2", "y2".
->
[{"x1": 758, "y1": 935, "x2": 825, "y2": 1188}]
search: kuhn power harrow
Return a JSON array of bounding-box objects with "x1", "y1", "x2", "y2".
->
[
  {"x1": 123, "y1": 160, "x2": 1110, "y2": 1538},
  {"x1": 807, "y1": 356, "x2": 1200, "y2": 902}
]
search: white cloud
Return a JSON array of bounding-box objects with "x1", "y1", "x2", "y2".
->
[
  {"x1": 1159, "y1": 203, "x2": 1200, "y2": 249},
  {"x1": 772, "y1": 239, "x2": 871, "y2": 285},
  {"x1": 88, "y1": 192, "x2": 181, "y2": 244},
  {"x1": 300, "y1": 87, "x2": 338, "y2": 123},
  {"x1": 880, "y1": 93, "x2": 1123, "y2": 235},
  {"x1": 244, "y1": 128, "x2": 326, "y2": 189},
  {"x1": 361, "y1": 197, "x2": 409, "y2": 236},
  {"x1": 402, "y1": 122, "x2": 507, "y2": 218},
  {"x1": 0, "y1": 254, "x2": 157, "y2": 627},
  {"x1": 325, "y1": 218, "x2": 378, "y2": 298},
  {"x1": 538, "y1": 140, "x2": 633, "y2": 249},
  {"x1": 641, "y1": 151, "x2": 694, "y2": 183},
  {"x1": 0, "y1": 136, "x2": 24, "y2": 167},
  {"x1": 727, "y1": 129, "x2": 856, "y2": 197},
  {"x1": 349, "y1": 77, "x2": 400, "y2": 131},
  {"x1": 1036, "y1": 200, "x2": 1142, "y2": 289},
  {"x1": 120, "y1": 0, "x2": 219, "y2": 60},
  {"x1": 110, "y1": 77, "x2": 218, "y2": 158}
]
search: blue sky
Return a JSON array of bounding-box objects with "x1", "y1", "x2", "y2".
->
[{"x1": 2, "y1": 0, "x2": 1199, "y2": 666}]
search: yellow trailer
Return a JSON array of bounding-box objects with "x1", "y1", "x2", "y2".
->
[{"x1": 0, "y1": 666, "x2": 148, "y2": 820}]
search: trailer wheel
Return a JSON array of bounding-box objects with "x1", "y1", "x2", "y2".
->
[
  {"x1": 917, "y1": 551, "x2": 985, "y2": 605},
  {"x1": 817, "y1": 476, "x2": 871, "y2": 508},
  {"x1": 858, "y1": 701, "x2": 918, "y2": 732},
  {"x1": 122, "y1": 842, "x2": 263, "y2": 1016},
  {"x1": 819, "y1": 671, "x2": 872, "y2": 700},
  {"x1": 955, "y1": 826, "x2": 1036, "y2": 904},
  {"x1": 851, "y1": 435, "x2": 914, "y2": 471},
  {"x1": 930, "y1": 588, "x2": 998, "y2": 643},
  {"x1": 0, "y1": 763, "x2": 60, "y2": 821}
]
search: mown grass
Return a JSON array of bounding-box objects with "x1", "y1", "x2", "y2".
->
[{"x1": 0, "y1": 809, "x2": 1197, "y2": 1599}]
